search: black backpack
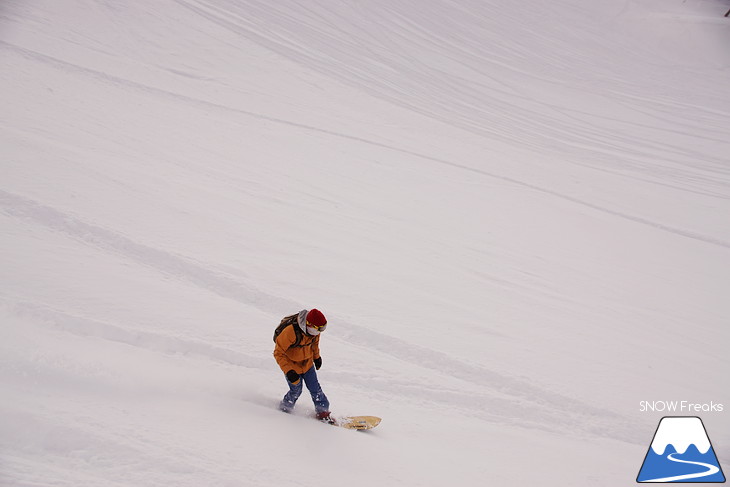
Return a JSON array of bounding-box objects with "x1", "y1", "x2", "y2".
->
[{"x1": 273, "y1": 314, "x2": 303, "y2": 347}]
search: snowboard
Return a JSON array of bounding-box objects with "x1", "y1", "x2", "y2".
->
[{"x1": 334, "y1": 415, "x2": 381, "y2": 430}]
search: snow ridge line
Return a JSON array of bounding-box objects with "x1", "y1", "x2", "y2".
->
[
  {"x1": 0, "y1": 189, "x2": 296, "y2": 313},
  {"x1": 6, "y1": 299, "x2": 640, "y2": 444},
  {"x1": 333, "y1": 325, "x2": 644, "y2": 445},
  {"x1": 3, "y1": 297, "x2": 619, "y2": 441},
  {"x1": 177, "y1": 0, "x2": 730, "y2": 196},
  {"x1": 2, "y1": 299, "x2": 263, "y2": 370},
  {"x1": 2, "y1": 296, "x2": 577, "y2": 439},
  {"x1": 1, "y1": 190, "x2": 643, "y2": 444},
  {"x1": 174, "y1": 1, "x2": 725, "y2": 155},
  {"x1": 2, "y1": 40, "x2": 727, "y2": 250}
]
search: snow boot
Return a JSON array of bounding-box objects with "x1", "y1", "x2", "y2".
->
[{"x1": 316, "y1": 411, "x2": 336, "y2": 425}]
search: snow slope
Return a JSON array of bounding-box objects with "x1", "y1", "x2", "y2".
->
[{"x1": 1, "y1": 0, "x2": 729, "y2": 485}]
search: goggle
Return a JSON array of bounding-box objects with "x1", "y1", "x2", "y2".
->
[{"x1": 307, "y1": 320, "x2": 327, "y2": 331}]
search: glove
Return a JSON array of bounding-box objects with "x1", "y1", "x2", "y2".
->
[
  {"x1": 286, "y1": 370, "x2": 300, "y2": 384},
  {"x1": 314, "y1": 357, "x2": 322, "y2": 370}
]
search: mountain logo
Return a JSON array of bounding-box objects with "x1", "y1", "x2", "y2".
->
[{"x1": 637, "y1": 416, "x2": 726, "y2": 483}]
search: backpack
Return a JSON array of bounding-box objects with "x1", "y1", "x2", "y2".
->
[{"x1": 273, "y1": 313, "x2": 303, "y2": 347}]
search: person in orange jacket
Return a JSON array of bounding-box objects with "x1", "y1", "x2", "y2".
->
[{"x1": 273, "y1": 308, "x2": 332, "y2": 423}]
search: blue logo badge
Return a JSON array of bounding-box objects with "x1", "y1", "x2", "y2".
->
[{"x1": 637, "y1": 416, "x2": 725, "y2": 483}]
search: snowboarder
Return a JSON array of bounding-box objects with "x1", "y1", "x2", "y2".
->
[{"x1": 273, "y1": 308, "x2": 333, "y2": 423}]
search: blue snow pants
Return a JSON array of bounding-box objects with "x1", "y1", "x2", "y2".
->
[{"x1": 280, "y1": 366, "x2": 329, "y2": 413}]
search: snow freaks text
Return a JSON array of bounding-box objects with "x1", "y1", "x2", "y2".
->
[{"x1": 639, "y1": 401, "x2": 724, "y2": 413}]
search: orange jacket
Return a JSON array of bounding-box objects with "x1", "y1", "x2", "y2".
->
[{"x1": 273, "y1": 323, "x2": 321, "y2": 375}]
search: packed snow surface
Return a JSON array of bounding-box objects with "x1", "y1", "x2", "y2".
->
[{"x1": 2, "y1": 0, "x2": 729, "y2": 486}]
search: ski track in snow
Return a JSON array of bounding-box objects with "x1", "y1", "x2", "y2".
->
[
  {"x1": 2, "y1": 39, "x2": 728, "y2": 251},
  {"x1": 174, "y1": 0, "x2": 730, "y2": 190},
  {"x1": 0, "y1": 188, "x2": 644, "y2": 444}
]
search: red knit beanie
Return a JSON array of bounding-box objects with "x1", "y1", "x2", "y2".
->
[{"x1": 306, "y1": 309, "x2": 327, "y2": 327}]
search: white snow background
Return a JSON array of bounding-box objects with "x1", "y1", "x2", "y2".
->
[{"x1": 1, "y1": 0, "x2": 729, "y2": 485}]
